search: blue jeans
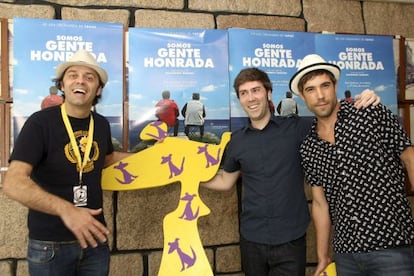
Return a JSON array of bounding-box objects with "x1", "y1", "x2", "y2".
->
[
  {"x1": 334, "y1": 244, "x2": 414, "y2": 276},
  {"x1": 240, "y1": 234, "x2": 306, "y2": 276},
  {"x1": 27, "y1": 239, "x2": 110, "y2": 276}
]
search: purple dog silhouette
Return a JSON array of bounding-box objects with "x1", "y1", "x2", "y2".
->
[
  {"x1": 168, "y1": 238, "x2": 197, "y2": 271},
  {"x1": 179, "y1": 192, "x2": 200, "y2": 221}
]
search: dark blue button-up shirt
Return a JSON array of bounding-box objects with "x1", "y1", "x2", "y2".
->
[{"x1": 224, "y1": 115, "x2": 312, "y2": 245}]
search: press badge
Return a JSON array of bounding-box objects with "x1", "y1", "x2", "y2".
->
[{"x1": 73, "y1": 185, "x2": 87, "y2": 206}]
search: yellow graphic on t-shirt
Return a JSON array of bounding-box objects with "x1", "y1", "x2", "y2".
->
[{"x1": 64, "y1": 129, "x2": 99, "y2": 173}]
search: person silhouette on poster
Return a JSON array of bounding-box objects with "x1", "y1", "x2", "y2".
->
[
  {"x1": 344, "y1": 90, "x2": 354, "y2": 103},
  {"x1": 276, "y1": 91, "x2": 298, "y2": 116},
  {"x1": 40, "y1": 85, "x2": 64, "y2": 109},
  {"x1": 181, "y1": 93, "x2": 206, "y2": 139},
  {"x1": 155, "y1": 90, "x2": 180, "y2": 136}
]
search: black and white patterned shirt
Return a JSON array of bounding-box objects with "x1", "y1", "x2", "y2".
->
[{"x1": 301, "y1": 101, "x2": 414, "y2": 253}]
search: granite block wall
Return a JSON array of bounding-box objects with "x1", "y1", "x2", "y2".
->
[{"x1": 1, "y1": 0, "x2": 414, "y2": 275}]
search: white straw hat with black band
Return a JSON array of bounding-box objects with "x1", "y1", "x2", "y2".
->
[{"x1": 289, "y1": 54, "x2": 340, "y2": 95}]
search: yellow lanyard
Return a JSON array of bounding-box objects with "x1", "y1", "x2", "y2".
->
[{"x1": 60, "y1": 104, "x2": 94, "y2": 185}]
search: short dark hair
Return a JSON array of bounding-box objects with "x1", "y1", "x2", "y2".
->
[
  {"x1": 297, "y1": 69, "x2": 337, "y2": 94},
  {"x1": 192, "y1": 93, "x2": 200, "y2": 100},
  {"x1": 233, "y1": 68, "x2": 272, "y2": 98},
  {"x1": 162, "y1": 90, "x2": 171, "y2": 99}
]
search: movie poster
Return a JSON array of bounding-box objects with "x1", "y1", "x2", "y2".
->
[
  {"x1": 315, "y1": 33, "x2": 397, "y2": 114},
  {"x1": 228, "y1": 28, "x2": 316, "y2": 129},
  {"x1": 0, "y1": 18, "x2": 3, "y2": 99},
  {"x1": 127, "y1": 28, "x2": 229, "y2": 150},
  {"x1": 11, "y1": 18, "x2": 124, "y2": 145},
  {"x1": 404, "y1": 38, "x2": 414, "y2": 101},
  {"x1": 0, "y1": 18, "x2": 8, "y2": 175}
]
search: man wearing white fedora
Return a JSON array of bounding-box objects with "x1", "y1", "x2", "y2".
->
[
  {"x1": 202, "y1": 65, "x2": 380, "y2": 276},
  {"x1": 291, "y1": 54, "x2": 414, "y2": 276},
  {"x1": 2, "y1": 49, "x2": 130, "y2": 275}
]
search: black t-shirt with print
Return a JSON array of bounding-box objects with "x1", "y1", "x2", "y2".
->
[{"x1": 10, "y1": 105, "x2": 114, "y2": 241}]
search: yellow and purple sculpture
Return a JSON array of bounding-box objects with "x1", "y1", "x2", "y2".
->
[{"x1": 102, "y1": 121, "x2": 231, "y2": 275}]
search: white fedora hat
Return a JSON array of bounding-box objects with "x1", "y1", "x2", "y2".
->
[
  {"x1": 55, "y1": 49, "x2": 108, "y2": 86},
  {"x1": 289, "y1": 54, "x2": 340, "y2": 95}
]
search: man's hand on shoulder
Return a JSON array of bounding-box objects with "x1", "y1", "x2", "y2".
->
[{"x1": 354, "y1": 89, "x2": 380, "y2": 109}]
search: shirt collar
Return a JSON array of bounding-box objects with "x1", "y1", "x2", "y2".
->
[
  {"x1": 242, "y1": 114, "x2": 295, "y2": 133},
  {"x1": 309, "y1": 101, "x2": 351, "y2": 138}
]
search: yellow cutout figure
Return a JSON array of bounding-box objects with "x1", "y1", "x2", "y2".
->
[
  {"x1": 102, "y1": 121, "x2": 231, "y2": 276},
  {"x1": 320, "y1": 262, "x2": 336, "y2": 276}
]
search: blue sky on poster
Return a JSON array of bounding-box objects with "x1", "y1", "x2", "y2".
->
[
  {"x1": 12, "y1": 18, "x2": 124, "y2": 118},
  {"x1": 228, "y1": 29, "x2": 398, "y2": 117},
  {"x1": 127, "y1": 28, "x2": 230, "y2": 124}
]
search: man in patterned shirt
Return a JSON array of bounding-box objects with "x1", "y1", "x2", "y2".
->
[{"x1": 290, "y1": 54, "x2": 414, "y2": 276}]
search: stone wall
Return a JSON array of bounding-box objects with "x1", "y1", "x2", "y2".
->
[{"x1": 1, "y1": 0, "x2": 414, "y2": 275}]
